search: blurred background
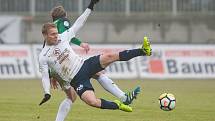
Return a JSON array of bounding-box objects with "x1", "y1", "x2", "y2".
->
[
  {"x1": 0, "y1": 0, "x2": 215, "y2": 44},
  {"x1": 0, "y1": 1, "x2": 215, "y2": 121},
  {"x1": 0, "y1": 0, "x2": 215, "y2": 80}
]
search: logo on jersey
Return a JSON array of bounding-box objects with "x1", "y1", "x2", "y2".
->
[
  {"x1": 53, "y1": 48, "x2": 61, "y2": 56},
  {"x1": 64, "y1": 21, "x2": 70, "y2": 28},
  {"x1": 76, "y1": 84, "x2": 83, "y2": 92}
]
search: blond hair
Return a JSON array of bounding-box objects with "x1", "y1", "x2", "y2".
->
[
  {"x1": 51, "y1": 6, "x2": 66, "y2": 21},
  {"x1": 42, "y1": 22, "x2": 56, "y2": 35}
]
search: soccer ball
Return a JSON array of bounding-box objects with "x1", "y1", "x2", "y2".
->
[{"x1": 158, "y1": 93, "x2": 176, "y2": 111}]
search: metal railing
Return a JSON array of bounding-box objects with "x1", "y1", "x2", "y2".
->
[{"x1": 0, "y1": 0, "x2": 214, "y2": 16}]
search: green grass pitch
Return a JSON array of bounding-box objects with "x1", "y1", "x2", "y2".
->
[{"x1": 0, "y1": 79, "x2": 215, "y2": 121}]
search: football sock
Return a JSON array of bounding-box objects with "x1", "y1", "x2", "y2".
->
[
  {"x1": 55, "y1": 98, "x2": 72, "y2": 121},
  {"x1": 119, "y1": 49, "x2": 146, "y2": 61},
  {"x1": 100, "y1": 99, "x2": 118, "y2": 109},
  {"x1": 97, "y1": 74, "x2": 126, "y2": 102}
]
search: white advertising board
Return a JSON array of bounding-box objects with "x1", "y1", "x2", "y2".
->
[
  {"x1": 137, "y1": 45, "x2": 215, "y2": 79},
  {"x1": 32, "y1": 44, "x2": 43, "y2": 78},
  {"x1": 0, "y1": 45, "x2": 35, "y2": 79},
  {"x1": 31, "y1": 44, "x2": 215, "y2": 79}
]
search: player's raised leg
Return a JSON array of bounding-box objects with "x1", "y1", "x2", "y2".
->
[
  {"x1": 142, "y1": 37, "x2": 152, "y2": 56},
  {"x1": 99, "y1": 37, "x2": 152, "y2": 68}
]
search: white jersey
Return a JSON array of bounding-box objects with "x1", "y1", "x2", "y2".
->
[
  {"x1": 39, "y1": 8, "x2": 91, "y2": 94},
  {"x1": 39, "y1": 33, "x2": 84, "y2": 78}
]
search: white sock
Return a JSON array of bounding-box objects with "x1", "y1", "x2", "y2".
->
[
  {"x1": 97, "y1": 74, "x2": 127, "y2": 102},
  {"x1": 55, "y1": 98, "x2": 72, "y2": 121}
]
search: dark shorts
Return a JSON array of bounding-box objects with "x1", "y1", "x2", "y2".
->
[{"x1": 70, "y1": 55, "x2": 104, "y2": 97}]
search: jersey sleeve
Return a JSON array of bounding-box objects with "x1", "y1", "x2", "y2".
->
[
  {"x1": 71, "y1": 8, "x2": 91, "y2": 34},
  {"x1": 60, "y1": 8, "x2": 91, "y2": 42},
  {"x1": 70, "y1": 37, "x2": 82, "y2": 46},
  {"x1": 39, "y1": 55, "x2": 51, "y2": 94}
]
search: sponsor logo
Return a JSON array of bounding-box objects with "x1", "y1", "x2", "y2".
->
[
  {"x1": 0, "y1": 59, "x2": 30, "y2": 75},
  {"x1": 166, "y1": 59, "x2": 215, "y2": 74},
  {"x1": 149, "y1": 59, "x2": 164, "y2": 74},
  {"x1": 56, "y1": 49, "x2": 70, "y2": 64},
  {"x1": 53, "y1": 48, "x2": 61, "y2": 56},
  {"x1": 64, "y1": 21, "x2": 70, "y2": 28},
  {"x1": 140, "y1": 50, "x2": 164, "y2": 74},
  {"x1": 76, "y1": 84, "x2": 83, "y2": 92}
]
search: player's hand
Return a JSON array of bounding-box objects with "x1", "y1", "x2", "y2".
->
[
  {"x1": 91, "y1": 0, "x2": 100, "y2": 4},
  {"x1": 39, "y1": 94, "x2": 51, "y2": 106},
  {"x1": 88, "y1": 0, "x2": 100, "y2": 10},
  {"x1": 80, "y1": 43, "x2": 90, "y2": 54},
  {"x1": 51, "y1": 77, "x2": 59, "y2": 89}
]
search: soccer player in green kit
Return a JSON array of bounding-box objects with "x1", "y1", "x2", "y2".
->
[{"x1": 40, "y1": 1, "x2": 141, "y2": 121}]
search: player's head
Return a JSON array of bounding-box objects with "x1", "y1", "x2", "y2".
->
[
  {"x1": 51, "y1": 5, "x2": 66, "y2": 21},
  {"x1": 42, "y1": 22, "x2": 58, "y2": 45}
]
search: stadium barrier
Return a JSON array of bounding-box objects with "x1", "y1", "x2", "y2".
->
[
  {"x1": 0, "y1": 44, "x2": 215, "y2": 80},
  {"x1": 135, "y1": 45, "x2": 215, "y2": 79},
  {"x1": 0, "y1": 45, "x2": 36, "y2": 79}
]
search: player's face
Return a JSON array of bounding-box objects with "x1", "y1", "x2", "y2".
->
[{"x1": 45, "y1": 27, "x2": 58, "y2": 45}]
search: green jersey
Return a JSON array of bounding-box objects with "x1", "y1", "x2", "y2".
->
[{"x1": 54, "y1": 17, "x2": 82, "y2": 46}]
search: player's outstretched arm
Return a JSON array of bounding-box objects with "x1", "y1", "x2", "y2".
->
[
  {"x1": 88, "y1": 0, "x2": 100, "y2": 10},
  {"x1": 38, "y1": 56, "x2": 51, "y2": 105},
  {"x1": 70, "y1": 9, "x2": 91, "y2": 34},
  {"x1": 71, "y1": 0, "x2": 100, "y2": 34}
]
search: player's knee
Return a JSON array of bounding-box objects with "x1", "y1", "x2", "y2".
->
[
  {"x1": 92, "y1": 72, "x2": 104, "y2": 79},
  {"x1": 66, "y1": 88, "x2": 77, "y2": 103},
  {"x1": 104, "y1": 53, "x2": 115, "y2": 59},
  {"x1": 102, "y1": 52, "x2": 117, "y2": 63},
  {"x1": 68, "y1": 94, "x2": 76, "y2": 103},
  {"x1": 92, "y1": 74, "x2": 99, "y2": 79}
]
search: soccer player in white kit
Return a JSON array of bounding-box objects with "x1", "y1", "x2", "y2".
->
[
  {"x1": 45, "y1": 3, "x2": 141, "y2": 120},
  {"x1": 39, "y1": 21, "x2": 151, "y2": 114},
  {"x1": 39, "y1": 4, "x2": 151, "y2": 116},
  {"x1": 49, "y1": 3, "x2": 141, "y2": 106}
]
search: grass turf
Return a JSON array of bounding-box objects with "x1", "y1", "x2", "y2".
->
[{"x1": 0, "y1": 79, "x2": 215, "y2": 121}]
